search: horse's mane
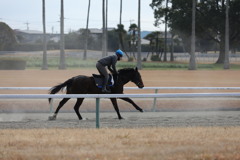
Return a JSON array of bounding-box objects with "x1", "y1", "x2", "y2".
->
[{"x1": 118, "y1": 68, "x2": 135, "y2": 73}]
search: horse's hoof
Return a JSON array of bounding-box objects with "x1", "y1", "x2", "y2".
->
[
  {"x1": 48, "y1": 116, "x2": 56, "y2": 121},
  {"x1": 80, "y1": 118, "x2": 88, "y2": 121},
  {"x1": 139, "y1": 109, "x2": 144, "y2": 112}
]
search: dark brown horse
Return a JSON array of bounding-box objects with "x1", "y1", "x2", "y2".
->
[{"x1": 48, "y1": 67, "x2": 144, "y2": 120}]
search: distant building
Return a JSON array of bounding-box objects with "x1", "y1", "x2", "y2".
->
[
  {"x1": 82, "y1": 28, "x2": 150, "y2": 45},
  {"x1": 141, "y1": 39, "x2": 150, "y2": 45},
  {"x1": 80, "y1": 28, "x2": 115, "y2": 40},
  {"x1": 14, "y1": 29, "x2": 60, "y2": 44}
]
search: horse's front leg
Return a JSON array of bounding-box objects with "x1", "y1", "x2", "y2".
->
[
  {"x1": 110, "y1": 98, "x2": 123, "y2": 119},
  {"x1": 119, "y1": 98, "x2": 144, "y2": 112}
]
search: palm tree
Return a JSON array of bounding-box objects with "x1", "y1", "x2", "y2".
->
[
  {"x1": 137, "y1": 0, "x2": 142, "y2": 69},
  {"x1": 118, "y1": 0, "x2": 129, "y2": 58},
  {"x1": 59, "y1": 0, "x2": 66, "y2": 69},
  {"x1": 116, "y1": 24, "x2": 130, "y2": 59},
  {"x1": 163, "y1": 0, "x2": 168, "y2": 62},
  {"x1": 119, "y1": 0, "x2": 122, "y2": 25},
  {"x1": 129, "y1": 23, "x2": 138, "y2": 59},
  {"x1": 42, "y1": 0, "x2": 48, "y2": 70},
  {"x1": 170, "y1": 31, "x2": 175, "y2": 61},
  {"x1": 83, "y1": 0, "x2": 91, "y2": 60},
  {"x1": 119, "y1": 0, "x2": 123, "y2": 49},
  {"x1": 102, "y1": 0, "x2": 107, "y2": 57},
  {"x1": 106, "y1": 0, "x2": 108, "y2": 56},
  {"x1": 145, "y1": 31, "x2": 162, "y2": 58},
  {"x1": 224, "y1": 0, "x2": 230, "y2": 69},
  {"x1": 188, "y1": 0, "x2": 197, "y2": 70}
]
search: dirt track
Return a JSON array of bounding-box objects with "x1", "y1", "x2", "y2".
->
[
  {"x1": 1, "y1": 111, "x2": 240, "y2": 129},
  {"x1": 1, "y1": 69, "x2": 240, "y2": 89}
]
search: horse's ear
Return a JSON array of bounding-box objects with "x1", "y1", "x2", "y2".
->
[{"x1": 135, "y1": 67, "x2": 138, "y2": 71}]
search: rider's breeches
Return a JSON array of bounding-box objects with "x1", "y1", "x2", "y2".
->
[{"x1": 96, "y1": 62, "x2": 109, "y2": 86}]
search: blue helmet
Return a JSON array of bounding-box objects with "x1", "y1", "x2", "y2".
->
[{"x1": 115, "y1": 49, "x2": 124, "y2": 57}]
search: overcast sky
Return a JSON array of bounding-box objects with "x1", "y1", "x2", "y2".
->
[{"x1": 0, "y1": 0, "x2": 164, "y2": 33}]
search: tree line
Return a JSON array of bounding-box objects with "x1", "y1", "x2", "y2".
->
[
  {"x1": 150, "y1": 0, "x2": 240, "y2": 69},
  {"x1": 1, "y1": 0, "x2": 240, "y2": 70},
  {"x1": 42, "y1": 0, "x2": 142, "y2": 70}
]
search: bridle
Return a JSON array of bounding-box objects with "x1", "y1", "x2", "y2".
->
[
  {"x1": 136, "y1": 81, "x2": 142, "y2": 86},
  {"x1": 132, "y1": 77, "x2": 143, "y2": 87}
]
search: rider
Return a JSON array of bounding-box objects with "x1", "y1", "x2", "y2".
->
[{"x1": 96, "y1": 49, "x2": 124, "y2": 93}]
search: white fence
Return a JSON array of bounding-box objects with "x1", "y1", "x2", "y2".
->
[
  {"x1": 0, "y1": 87, "x2": 240, "y2": 128},
  {"x1": 1, "y1": 87, "x2": 240, "y2": 90},
  {"x1": 1, "y1": 86, "x2": 240, "y2": 111}
]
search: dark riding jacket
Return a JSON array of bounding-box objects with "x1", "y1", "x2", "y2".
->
[{"x1": 97, "y1": 55, "x2": 118, "y2": 74}]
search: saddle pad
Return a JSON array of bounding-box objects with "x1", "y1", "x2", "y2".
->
[{"x1": 92, "y1": 74, "x2": 114, "y2": 88}]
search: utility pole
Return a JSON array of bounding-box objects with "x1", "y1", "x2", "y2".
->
[
  {"x1": 24, "y1": 21, "x2": 29, "y2": 30},
  {"x1": 130, "y1": 19, "x2": 134, "y2": 25}
]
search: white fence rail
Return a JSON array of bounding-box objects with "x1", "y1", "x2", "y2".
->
[
  {"x1": 1, "y1": 86, "x2": 240, "y2": 111},
  {"x1": 1, "y1": 93, "x2": 240, "y2": 99},
  {"x1": 1, "y1": 87, "x2": 240, "y2": 111},
  {"x1": 1, "y1": 87, "x2": 240, "y2": 90}
]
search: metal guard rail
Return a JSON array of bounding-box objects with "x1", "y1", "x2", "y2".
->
[{"x1": 1, "y1": 87, "x2": 240, "y2": 90}]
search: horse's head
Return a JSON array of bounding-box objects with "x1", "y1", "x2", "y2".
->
[
  {"x1": 118, "y1": 67, "x2": 144, "y2": 88},
  {"x1": 131, "y1": 67, "x2": 144, "y2": 88}
]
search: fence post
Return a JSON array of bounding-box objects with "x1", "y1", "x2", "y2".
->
[
  {"x1": 49, "y1": 99, "x2": 54, "y2": 113},
  {"x1": 151, "y1": 89, "x2": 158, "y2": 112},
  {"x1": 96, "y1": 98, "x2": 100, "y2": 128}
]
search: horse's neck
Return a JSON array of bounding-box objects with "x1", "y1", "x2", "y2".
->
[{"x1": 118, "y1": 73, "x2": 131, "y2": 85}]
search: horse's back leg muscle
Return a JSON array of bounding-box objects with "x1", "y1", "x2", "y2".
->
[{"x1": 49, "y1": 98, "x2": 70, "y2": 120}]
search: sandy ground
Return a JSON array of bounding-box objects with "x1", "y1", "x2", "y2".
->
[
  {"x1": 1, "y1": 69, "x2": 240, "y2": 89},
  {"x1": 0, "y1": 69, "x2": 240, "y2": 128},
  {"x1": 1, "y1": 111, "x2": 240, "y2": 129}
]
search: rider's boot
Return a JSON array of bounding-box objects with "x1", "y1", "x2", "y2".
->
[
  {"x1": 102, "y1": 85, "x2": 111, "y2": 93},
  {"x1": 102, "y1": 78, "x2": 111, "y2": 93}
]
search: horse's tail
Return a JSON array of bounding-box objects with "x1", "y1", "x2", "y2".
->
[{"x1": 48, "y1": 78, "x2": 73, "y2": 103}]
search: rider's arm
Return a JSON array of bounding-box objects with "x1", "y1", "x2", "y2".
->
[
  {"x1": 107, "y1": 66, "x2": 114, "y2": 73},
  {"x1": 111, "y1": 64, "x2": 117, "y2": 74},
  {"x1": 109, "y1": 55, "x2": 118, "y2": 74}
]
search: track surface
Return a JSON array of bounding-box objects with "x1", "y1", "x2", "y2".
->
[{"x1": 1, "y1": 111, "x2": 240, "y2": 129}]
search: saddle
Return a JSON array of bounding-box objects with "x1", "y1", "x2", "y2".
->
[{"x1": 92, "y1": 74, "x2": 114, "y2": 88}]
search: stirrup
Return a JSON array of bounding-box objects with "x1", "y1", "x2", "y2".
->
[{"x1": 102, "y1": 88, "x2": 111, "y2": 93}]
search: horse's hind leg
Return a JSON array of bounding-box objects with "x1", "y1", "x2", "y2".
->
[
  {"x1": 119, "y1": 98, "x2": 143, "y2": 112},
  {"x1": 74, "y1": 98, "x2": 84, "y2": 120},
  {"x1": 49, "y1": 98, "x2": 70, "y2": 120},
  {"x1": 110, "y1": 98, "x2": 123, "y2": 119}
]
